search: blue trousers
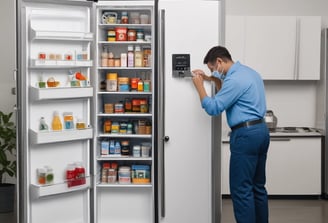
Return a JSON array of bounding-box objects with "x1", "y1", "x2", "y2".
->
[{"x1": 229, "y1": 122, "x2": 270, "y2": 223}]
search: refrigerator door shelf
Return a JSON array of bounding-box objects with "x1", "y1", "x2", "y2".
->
[
  {"x1": 30, "y1": 29, "x2": 94, "y2": 41},
  {"x1": 30, "y1": 176, "x2": 91, "y2": 200},
  {"x1": 30, "y1": 86, "x2": 93, "y2": 100},
  {"x1": 29, "y1": 128, "x2": 93, "y2": 144},
  {"x1": 30, "y1": 59, "x2": 93, "y2": 68}
]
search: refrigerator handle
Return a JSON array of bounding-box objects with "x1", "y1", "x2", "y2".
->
[{"x1": 158, "y1": 8, "x2": 166, "y2": 219}]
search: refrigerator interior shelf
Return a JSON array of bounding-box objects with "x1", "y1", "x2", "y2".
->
[
  {"x1": 30, "y1": 177, "x2": 91, "y2": 199},
  {"x1": 98, "y1": 133, "x2": 152, "y2": 139},
  {"x1": 30, "y1": 29, "x2": 94, "y2": 41},
  {"x1": 30, "y1": 86, "x2": 93, "y2": 100},
  {"x1": 29, "y1": 128, "x2": 93, "y2": 144},
  {"x1": 98, "y1": 41, "x2": 151, "y2": 45},
  {"x1": 98, "y1": 113, "x2": 152, "y2": 118},
  {"x1": 97, "y1": 156, "x2": 152, "y2": 161},
  {"x1": 97, "y1": 66, "x2": 151, "y2": 70},
  {"x1": 97, "y1": 91, "x2": 152, "y2": 95},
  {"x1": 30, "y1": 59, "x2": 93, "y2": 67},
  {"x1": 98, "y1": 24, "x2": 152, "y2": 29},
  {"x1": 96, "y1": 182, "x2": 152, "y2": 188}
]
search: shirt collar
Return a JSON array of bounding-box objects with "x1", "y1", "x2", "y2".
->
[{"x1": 226, "y1": 61, "x2": 241, "y2": 77}]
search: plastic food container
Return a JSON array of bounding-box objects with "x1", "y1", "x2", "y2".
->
[
  {"x1": 132, "y1": 165, "x2": 150, "y2": 184},
  {"x1": 118, "y1": 166, "x2": 131, "y2": 184}
]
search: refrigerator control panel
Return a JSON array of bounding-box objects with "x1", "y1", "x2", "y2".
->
[{"x1": 172, "y1": 54, "x2": 193, "y2": 78}]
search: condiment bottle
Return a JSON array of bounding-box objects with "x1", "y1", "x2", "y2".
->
[
  {"x1": 114, "y1": 141, "x2": 121, "y2": 155},
  {"x1": 75, "y1": 162, "x2": 86, "y2": 185},
  {"x1": 134, "y1": 45, "x2": 143, "y2": 67},
  {"x1": 101, "y1": 47, "x2": 109, "y2": 67},
  {"x1": 103, "y1": 120, "x2": 112, "y2": 133},
  {"x1": 39, "y1": 117, "x2": 49, "y2": 131},
  {"x1": 127, "y1": 45, "x2": 134, "y2": 67},
  {"x1": 37, "y1": 168, "x2": 46, "y2": 185},
  {"x1": 106, "y1": 73, "x2": 118, "y2": 92},
  {"x1": 52, "y1": 111, "x2": 63, "y2": 131},
  {"x1": 108, "y1": 52, "x2": 115, "y2": 67},
  {"x1": 63, "y1": 112, "x2": 74, "y2": 130},
  {"x1": 66, "y1": 164, "x2": 76, "y2": 187},
  {"x1": 137, "y1": 78, "x2": 144, "y2": 91},
  {"x1": 44, "y1": 165, "x2": 54, "y2": 184},
  {"x1": 121, "y1": 11, "x2": 129, "y2": 24},
  {"x1": 124, "y1": 98, "x2": 132, "y2": 112},
  {"x1": 76, "y1": 119, "x2": 86, "y2": 130}
]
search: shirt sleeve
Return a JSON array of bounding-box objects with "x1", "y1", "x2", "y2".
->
[{"x1": 201, "y1": 78, "x2": 244, "y2": 116}]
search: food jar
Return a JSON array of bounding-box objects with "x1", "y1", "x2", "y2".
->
[
  {"x1": 106, "y1": 72, "x2": 118, "y2": 92},
  {"x1": 127, "y1": 29, "x2": 136, "y2": 41},
  {"x1": 115, "y1": 27, "x2": 128, "y2": 41},
  {"x1": 121, "y1": 140, "x2": 130, "y2": 156},
  {"x1": 118, "y1": 166, "x2": 131, "y2": 184}
]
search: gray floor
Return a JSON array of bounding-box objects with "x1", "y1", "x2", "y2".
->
[
  {"x1": 222, "y1": 198, "x2": 328, "y2": 223},
  {"x1": 1, "y1": 198, "x2": 328, "y2": 223}
]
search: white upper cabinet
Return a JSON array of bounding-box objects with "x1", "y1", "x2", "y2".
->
[
  {"x1": 298, "y1": 16, "x2": 321, "y2": 80},
  {"x1": 226, "y1": 16, "x2": 321, "y2": 80}
]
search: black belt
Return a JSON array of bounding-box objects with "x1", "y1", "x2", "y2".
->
[{"x1": 231, "y1": 119, "x2": 265, "y2": 131}]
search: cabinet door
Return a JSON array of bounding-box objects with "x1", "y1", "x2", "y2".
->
[
  {"x1": 298, "y1": 16, "x2": 321, "y2": 80},
  {"x1": 244, "y1": 16, "x2": 297, "y2": 80},
  {"x1": 266, "y1": 137, "x2": 321, "y2": 195}
]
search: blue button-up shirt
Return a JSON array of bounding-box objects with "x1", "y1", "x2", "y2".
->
[{"x1": 201, "y1": 61, "x2": 267, "y2": 128}]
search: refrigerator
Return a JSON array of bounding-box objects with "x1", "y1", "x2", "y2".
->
[
  {"x1": 15, "y1": 0, "x2": 223, "y2": 223},
  {"x1": 318, "y1": 28, "x2": 328, "y2": 198}
]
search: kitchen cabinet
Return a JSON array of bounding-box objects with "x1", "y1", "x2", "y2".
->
[
  {"x1": 221, "y1": 136, "x2": 321, "y2": 195},
  {"x1": 225, "y1": 16, "x2": 321, "y2": 80}
]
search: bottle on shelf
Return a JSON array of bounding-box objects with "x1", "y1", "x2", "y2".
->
[
  {"x1": 75, "y1": 162, "x2": 86, "y2": 185},
  {"x1": 44, "y1": 165, "x2": 54, "y2": 184},
  {"x1": 66, "y1": 163, "x2": 76, "y2": 187},
  {"x1": 52, "y1": 111, "x2": 63, "y2": 131},
  {"x1": 39, "y1": 117, "x2": 49, "y2": 131},
  {"x1": 127, "y1": 45, "x2": 134, "y2": 67},
  {"x1": 134, "y1": 45, "x2": 143, "y2": 67},
  {"x1": 101, "y1": 47, "x2": 108, "y2": 67}
]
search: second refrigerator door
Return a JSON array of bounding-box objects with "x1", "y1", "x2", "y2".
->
[{"x1": 158, "y1": 1, "x2": 221, "y2": 223}]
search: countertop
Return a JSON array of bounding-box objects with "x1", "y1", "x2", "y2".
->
[{"x1": 222, "y1": 127, "x2": 323, "y2": 143}]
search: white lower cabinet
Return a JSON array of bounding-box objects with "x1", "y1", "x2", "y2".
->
[{"x1": 221, "y1": 137, "x2": 322, "y2": 195}]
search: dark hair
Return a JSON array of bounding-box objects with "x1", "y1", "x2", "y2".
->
[{"x1": 203, "y1": 46, "x2": 232, "y2": 64}]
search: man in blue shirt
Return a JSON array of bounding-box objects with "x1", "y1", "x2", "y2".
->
[{"x1": 192, "y1": 46, "x2": 270, "y2": 223}]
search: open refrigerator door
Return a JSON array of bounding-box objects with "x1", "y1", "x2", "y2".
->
[{"x1": 17, "y1": 1, "x2": 95, "y2": 223}]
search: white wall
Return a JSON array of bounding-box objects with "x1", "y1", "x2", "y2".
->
[{"x1": 223, "y1": 0, "x2": 328, "y2": 130}]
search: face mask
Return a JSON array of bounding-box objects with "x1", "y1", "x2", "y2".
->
[{"x1": 212, "y1": 68, "x2": 225, "y2": 80}]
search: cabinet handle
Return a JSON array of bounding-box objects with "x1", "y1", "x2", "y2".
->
[
  {"x1": 293, "y1": 18, "x2": 301, "y2": 79},
  {"x1": 270, "y1": 138, "x2": 291, "y2": 141},
  {"x1": 158, "y1": 9, "x2": 166, "y2": 219}
]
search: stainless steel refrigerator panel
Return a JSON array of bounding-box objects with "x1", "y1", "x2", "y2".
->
[{"x1": 157, "y1": 1, "x2": 222, "y2": 223}]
